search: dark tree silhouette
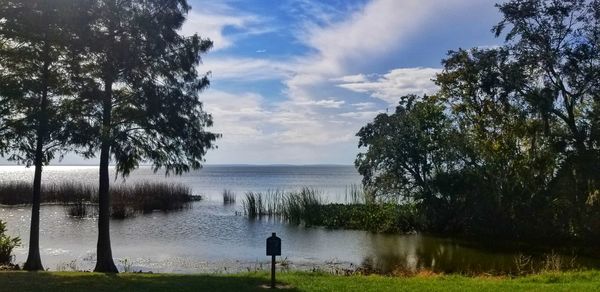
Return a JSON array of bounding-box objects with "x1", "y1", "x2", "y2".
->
[
  {"x1": 0, "y1": 0, "x2": 83, "y2": 271},
  {"x1": 74, "y1": 0, "x2": 218, "y2": 273},
  {"x1": 357, "y1": 0, "x2": 600, "y2": 240}
]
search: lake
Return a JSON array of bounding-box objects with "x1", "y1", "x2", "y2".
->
[{"x1": 0, "y1": 165, "x2": 598, "y2": 273}]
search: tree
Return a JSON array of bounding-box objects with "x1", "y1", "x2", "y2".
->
[
  {"x1": 493, "y1": 0, "x2": 600, "y2": 237},
  {"x1": 75, "y1": 0, "x2": 218, "y2": 272},
  {"x1": 356, "y1": 95, "x2": 456, "y2": 203},
  {"x1": 0, "y1": 0, "x2": 83, "y2": 271},
  {"x1": 356, "y1": 0, "x2": 600, "y2": 240}
]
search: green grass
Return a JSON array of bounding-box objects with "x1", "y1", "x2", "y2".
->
[{"x1": 1, "y1": 270, "x2": 600, "y2": 291}]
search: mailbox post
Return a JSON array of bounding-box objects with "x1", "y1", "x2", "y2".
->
[{"x1": 266, "y1": 232, "x2": 281, "y2": 289}]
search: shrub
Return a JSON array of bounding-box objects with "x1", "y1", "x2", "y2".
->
[{"x1": 0, "y1": 220, "x2": 20, "y2": 265}]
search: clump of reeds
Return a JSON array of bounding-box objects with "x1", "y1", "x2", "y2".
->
[
  {"x1": 0, "y1": 182, "x2": 31, "y2": 205},
  {"x1": 242, "y1": 190, "x2": 287, "y2": 219},
  {"x1": 242, "y1": 188, "x2": 321, "y2": 224},
  {"x1": 45, "y1": 182, "x2": 95, "y2": 203},
  {"x1": 223, "y1": 189, "x2": 236, "y2": 204},
  {"x1": 242, "y1": 192, "x2": 263, "y2": 219},
  {"x1": 281, "y1": 187, "x2": 322, "y2": 225},
  {"x1": 0, "y1": 181, "x2": 195, "y2": 219},
  {"x1": 67, "y1": 201, "x2": 91, "y2": 218},
  {"x1": 110, "y1": 182, "x2": 194, "y2": 219},
  {"x1": 345, "y1": 184, "x2": 376, "y2": 204},
  {"x1": 0, "y1": 182, "x2": 95, "y2": 205}
]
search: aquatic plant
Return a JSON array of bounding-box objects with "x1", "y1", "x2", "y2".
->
[
  {"x1": 281, "y1": 188, "x2": 322, "y2": 225},
  {"x1": 67, "y1": 201, "x2": 91, "y2": 218},
  {"x1": 344, "y1": 184, "x2": 375, "y2": 205},
  {"x1": 223, "y1": 189, "x2": 236, "y2": 204},
  {"x1": 0, "y1": 181, "x2": 35, "y2": 205},
  {"x1": 0, "y1": 182, "x2": 95, "y2": 205},
  {"x1": 241, "y1": 187, "x2": 422, "y2": 232},
  {"x1": 110, "y1": 182, "x2": 194, "y2": 217},
  {"x1": 0, "y1": 181, "x2": 195, "y2": 219}
]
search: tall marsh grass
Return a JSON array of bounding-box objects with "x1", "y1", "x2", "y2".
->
[
  {"x1": 344, "y1": 184, "x2": 376, "y2": 204},
  {"x1": 223, "y1": 189, "x2": 236, "y2": 204},
  {"x1": 242, "y1": 186, "x2": 421, "y2": 232},
  {"x1": 110, "y1": 182, "x2": 193, "y2": 219},
  {"x1": 0, "y1": 181, "x2": 195, "y2": 219},
  {"x1": 242, "y1": 188, "x2": 322, "y2": 223}
]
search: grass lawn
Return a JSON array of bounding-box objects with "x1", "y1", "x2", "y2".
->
[{"x1": 1, "y1": 270, "x2": 600, "y2": 291}]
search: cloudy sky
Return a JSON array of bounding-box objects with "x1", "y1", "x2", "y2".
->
[
  {"x1": 2, "y1": 0, "x2": 503, "y2": 166},
  {"x1": 188, "y1": 0, "x2": 503, "y2": 165}
]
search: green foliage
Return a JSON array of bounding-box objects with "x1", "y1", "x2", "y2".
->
[
  {"x1": 0, "y1": 0, "x2": 83, "y2": 165},
  {"x1": 0, "y1": 220, "x2": 20, "y2": 265},
  {"x1": 70, "y1": 0, "x2": 219, "y2": 177},
  {"x1": 356, "y1": 0, "x2": 600, "y2": 241},
  {"x1": 241, "y1": 188, "x2": 421, "y2": 233},
  {"x1": 316, "y1": 204, "x2": 422, "y2": 233}
]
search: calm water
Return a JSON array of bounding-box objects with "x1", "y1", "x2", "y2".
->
[{"x1": 0, "y1": 165, "x2": 598, "y2": 273}]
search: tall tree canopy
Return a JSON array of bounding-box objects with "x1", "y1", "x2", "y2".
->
[
  {"x1": 356, "y1": 0, "x2": 600, "y2": 240},
  {"x1": 73, "y1": 0, "x2": 218, "y2": 272},
  {"x1": 0, "y1": 0, "x2": 85, "y2": 270}
]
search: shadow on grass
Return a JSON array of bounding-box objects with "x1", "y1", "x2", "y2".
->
[{"x1": 0, "y1": 271, "x2": 298, "y2": 292}]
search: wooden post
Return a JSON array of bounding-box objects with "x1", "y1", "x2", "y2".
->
[
  {"x1": 266, "y1": 232, "x2": 281, "y2": 289},
  {"x1": 271, "y1": 254, "x2": 276, "y2": 289}
]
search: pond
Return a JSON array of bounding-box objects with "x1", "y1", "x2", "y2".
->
[{"x1": 0, "y1": 165, "x2": 599, "y2": 273}]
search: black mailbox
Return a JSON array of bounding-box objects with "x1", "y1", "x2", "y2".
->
[{"x1": 266, "y1": 232, "x2": 281, "y2": 256}]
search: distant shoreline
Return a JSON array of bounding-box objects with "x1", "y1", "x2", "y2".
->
[{"x1": 0, "y1": 164, "x2": 355, "y2": 167}]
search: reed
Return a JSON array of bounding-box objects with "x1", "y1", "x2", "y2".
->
[
  {"x1": 281, "y1": 187, "x2": 322, "y2": 225},
  {"x1": 110, "y1": 182, "x2": 194, "y2": 219},
  {"x1": 344, "y1": 184, "x2": 376, "y2": 204},
  {"x1": 0, "y1": 181, "x2": 37, "y2": 205},
  {"x1": 241, "y1": 187, "x2": 422, "y2": 232},
  {"x1": 0, "y1": 181, "x2": 195, "y2": 219},
  {"x1": 222, "y1": 189, "x2": 236, "y2": 204},
  {"x1": 0, "y1": 181, "x2": 95, "y2": 205},
  {"x1": 66, "y1": 201, "x2": 91, "y2": 218},
  {"x1": 242, "y1": 188, "x2": 321, "y2": 224}
]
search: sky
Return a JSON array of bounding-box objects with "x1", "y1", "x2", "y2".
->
[
  {"x1": 187, "y1": 0, "x2": 504, "y2": 165},
  {"x1": 2, "y1": 0, "x2": 505, "y2": 166}
]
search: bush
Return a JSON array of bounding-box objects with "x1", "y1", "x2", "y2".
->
[{"x1": 0, "y1": 220, "x2": 20, "y2": 265}]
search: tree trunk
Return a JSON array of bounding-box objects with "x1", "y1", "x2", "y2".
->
[
  {"x1": 23, "y1": 44, "x2": 51, "y2": 272},
  {"x1": 94, "y1": 78, "x2": 118, "y2": 273},
  {"x1": 23, "y1": 152, "x2": 44, "y2": 271}
]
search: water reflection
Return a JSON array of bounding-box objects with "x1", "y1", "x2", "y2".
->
[
  {"x1": 361, "y1": 233, "x2": 600, "y2": 274},
  {"x1": 1, "y1": 202, "x2": 599, "y2": 274}
]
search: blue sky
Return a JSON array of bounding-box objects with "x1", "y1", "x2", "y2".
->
[
  {"x1": 1, "y1": 0, "x2": 505, "y2": 166},
  {"x1": 186, "y1": 0, "x2": 503, "y2": 165}
]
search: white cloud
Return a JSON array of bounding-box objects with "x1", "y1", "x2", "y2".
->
[
  {"x1": 199, "y1": 0, "x2": 477, "y2": 164},
  {"x1": 336, "y1": 67, "x2": 440, "y2": 104},
  {"x1": 182, "y1": 4, "x2": 270, "y2": 51},
  {"x1": 200, "y1": 90, "x2": 270, "y2": 142},
  {"x1": 338, "y1": 111, "x2": 381, "y2": 120},
  {"x1": 331, "y1": 74, "x2": 370, "y2": 83},
  {"x1": 203, "y1": 57, "x2": 290, "y2": 81},
  {"x1": 351, "y1": 102, "x2": 376, "y2": 110},
  {"x1": 294, "y1": 99, "x2": 345, "y2": 108}
]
